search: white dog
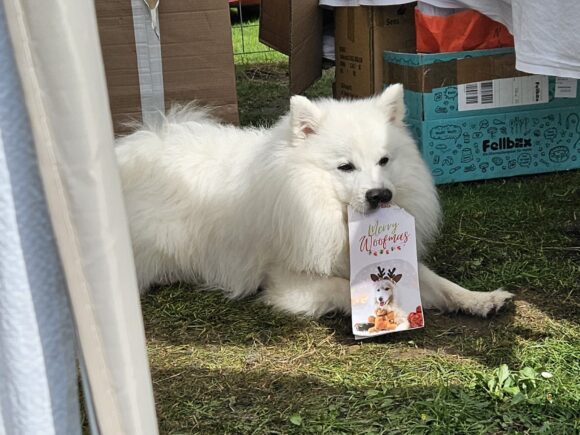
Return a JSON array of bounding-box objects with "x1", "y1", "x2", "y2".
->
[
  {"x1": 369, "y1": 266, "x2": 409, "y2": 331},
  {"x1": 116, "y1": 84, "x2": 513, "y2": 318}
]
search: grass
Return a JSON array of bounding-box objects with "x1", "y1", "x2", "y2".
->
[
  {"x1": 140, "y1": 19, "x2": 580, "y2": 434},
  {"x1": 230, "y1": 7, "x2": 287, "y2": 65}
]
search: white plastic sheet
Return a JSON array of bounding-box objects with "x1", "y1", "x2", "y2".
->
[
  {"x1": 3, "y1": 0, "x2": 159, "y2": 433},
  {"x1": 0, "y1": 5, "x2": 80, "y2": 433}
]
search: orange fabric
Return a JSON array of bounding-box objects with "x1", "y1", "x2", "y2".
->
[{"x1": 415, "y1": 8, "x2": 514, "y2": 53}]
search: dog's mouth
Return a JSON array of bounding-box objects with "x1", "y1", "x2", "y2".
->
[
  {"x1": 353, "y1": 200, "x2": 397, "y2": 215},
  {"x1": 373, "y1": 200, "x2": 396, "y2": 210},
  {"x1": 379, "y1": 301, "x2": 386, "y2": 307},
  {"x1": 351, "y1": 203, "x2": 387, "y2": 215}
]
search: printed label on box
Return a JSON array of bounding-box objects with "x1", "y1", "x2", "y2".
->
[
  {"x1": 555, "y1": 77, "x2": 578, "y2": 98},
  {"x1": 457, "y1": 75, "x2": 549, "y2": 111},
  {"x1": 348, "y1": 206, "x2": 424, "y2": 340}
]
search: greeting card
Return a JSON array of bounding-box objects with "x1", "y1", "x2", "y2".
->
[{"x1": 348, "y1": 205, "x2": 424, "y2": 339}]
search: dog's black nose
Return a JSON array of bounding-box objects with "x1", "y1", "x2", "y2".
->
[
  {"x1": 366, "y1": 188, "x2": 392, "y2": 208},
  {"x1": 378, "y1": 297, "x2": 384, "y2": 302}
]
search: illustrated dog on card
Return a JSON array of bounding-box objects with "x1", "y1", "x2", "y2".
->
[
  {"x1": 116, "y1": 84, "x2": 513, "y2": 319},
  {"x1": 368, "y1": 267, "x2": 408, "y2": 332}
]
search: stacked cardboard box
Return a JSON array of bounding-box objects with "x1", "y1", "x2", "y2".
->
[
  {"x1": 260, "y1": 1, "x2": 579, "y2": 182},
  {"x1": 384, "y1": 48, "x2": 580, "y2": 183},
  {"x1": 260, "y1": 2, "x2": 415, "y2": 98},
  {"x1": 333, "y1": 5, "x2": 415, "y2": 98}
]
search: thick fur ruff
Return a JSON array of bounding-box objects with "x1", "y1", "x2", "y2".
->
[{"x1": 117, "y1": 86, "x2": 513, "y2": 318}]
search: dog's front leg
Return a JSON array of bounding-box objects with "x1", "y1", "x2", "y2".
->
[
  {"x1": 262, "y1": 267, "x2": 351, "y2": 318},
  {"x1": 419, "y1": 263, "x2": 513, "y2": 317}
]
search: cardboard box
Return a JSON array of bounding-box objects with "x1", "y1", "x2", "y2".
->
[
  {"x1": 259, "y1": 2, "x2": 415, "y2": 97},
  {"x1": 383, "y1": 49, "x2": 580, "y2": 184},
  {"x1": 334, "y1": 5, "x2": 415, "y2": 98},
  {"x1": 259, "y1": 0, "x2": 323, "y2": 95},
  {"x1": 95, "y1": 0, "x2": 239, "y2": 134}
]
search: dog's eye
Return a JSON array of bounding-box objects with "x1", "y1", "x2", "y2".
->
[
  {"x1": 337, "y1": 162, "x2": 356, "y2": 172},
  {"x1": 378, "y1": 156, "x2": 390, "y2": 166}
]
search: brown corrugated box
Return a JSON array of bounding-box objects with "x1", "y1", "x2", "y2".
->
[
  {"x1": 95, "y1": 0, "x2": 239, "y2": 134},
  {"x1": 335, "y1": 5, "x2": 416, "y2": 98},
  {"x1": 259, "y1": 2, "x2": 416, "y2": 98},
  {"x1": 259, "y1": 0, "x2": 323, "y2": 95}
]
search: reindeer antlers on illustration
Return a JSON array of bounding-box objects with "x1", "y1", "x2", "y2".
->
[
  {"x1": 370, "y1": 266, "x2": 387, "y2": 282},
  {"x1": 387, "y1": 267, "x2": 403, "y2": 283},
  {"x1": 371, "y1": 266, "x2": 403, "y2": 283}
]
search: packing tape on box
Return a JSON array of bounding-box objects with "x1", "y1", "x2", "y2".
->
[
  {"x1": 386, "y1": 53, "x2": 529, "y2": 93},
  {"x1": 131, "y1": 0, "x2": 165, "y2": 126}
]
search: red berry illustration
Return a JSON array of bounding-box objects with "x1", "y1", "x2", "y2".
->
[{"x1": 408, "y1": 309, "x2": 424, "y2": 328}]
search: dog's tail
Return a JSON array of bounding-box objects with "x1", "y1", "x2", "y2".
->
[
  {"x1": 163, "y1": 102, "x2": 218, "y2": 125},
  {"x1": 120, "y1": 102, "x2": 218, "y2": 137}
]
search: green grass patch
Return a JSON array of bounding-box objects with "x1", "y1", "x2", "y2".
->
[
  {"x1": 235, "y1": 62, "x2": 334, "y2": 126},
  {"x1": 231, "y1": 9, "x2": 287, "y2": 65},
  {"x1": 142, "y1": 55, "x2": 580, "y2": 433}
]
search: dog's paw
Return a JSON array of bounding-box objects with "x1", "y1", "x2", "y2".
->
[{"x1": 471, "y1": 288, "x2": 514, "y2": 317}]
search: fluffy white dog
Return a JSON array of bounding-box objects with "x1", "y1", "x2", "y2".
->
[
  {"x1": 369, "y1": 267, "x2": 409, "y2": 331},
  {"x1": 116, "y1": 84, "x2": 513, "y2": 318}
]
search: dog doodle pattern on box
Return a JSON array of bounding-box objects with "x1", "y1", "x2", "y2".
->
[{"x1": 410, "y1": 108, "x2": 580, "y2": 183}]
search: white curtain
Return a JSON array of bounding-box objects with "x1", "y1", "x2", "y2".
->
[
  {"x1": 0, "y1": 4, "x2": 80, "y2": 434},
  {"x1": 1, "y1": 0, "x2": 159, "y2": 433}
]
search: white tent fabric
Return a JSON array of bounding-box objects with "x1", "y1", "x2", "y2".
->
[
  {"x1": 2, "y1": 0, "x2": 159, "y2": 433},
  {"x1": 0, "y1": 5, "x2": 80, "y2": 433}
]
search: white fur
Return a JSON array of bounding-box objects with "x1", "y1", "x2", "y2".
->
[{"x1": 116, "y1": 85, "x2": 513, "y2": 318}]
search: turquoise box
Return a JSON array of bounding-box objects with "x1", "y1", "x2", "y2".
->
[{"x1": 384, "y1": 48, "x2": 580, "y2": 184}]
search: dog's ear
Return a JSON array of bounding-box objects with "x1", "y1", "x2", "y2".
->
[
  {"x1": 393, "y1": 274, "x2": 402, "y2": 283},
  {"x1": 290, "y1": 95, "x2": 321, "y2": 140},
  {"x1": 370, "y1": 274, "x2": 379, "y2": 282},
  {"x1": 377, "y1": 84, "x2": 405, "y2": 125}
]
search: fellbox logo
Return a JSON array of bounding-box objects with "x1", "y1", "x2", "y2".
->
[{"x1": 482, "y1": 137, "x2": 532, "y2": 152}]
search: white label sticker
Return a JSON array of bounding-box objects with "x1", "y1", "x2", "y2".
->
[
  {"x1": 555, "y1": 77, "x2": 578, "y2": 98},
  {"x1": 458, "y1": 75, "x2": 549, "y2": 111},
  {"x1": 348, "y1": 205, "x2": 423, "y2": 340}
]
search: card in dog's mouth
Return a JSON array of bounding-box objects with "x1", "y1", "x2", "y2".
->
[{"x1": 348, "y1": 204, "x2": 424, "y2": 339}]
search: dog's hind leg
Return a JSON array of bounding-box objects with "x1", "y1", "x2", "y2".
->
[
  {"x1": 419, "y1": 263, "x2": 514, "y2": 317},
  {"x1": 261, "y1": 268, "x2": 351, "y2": 318}
]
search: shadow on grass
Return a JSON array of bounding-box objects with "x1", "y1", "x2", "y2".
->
[
  {"x1": 431, "y1": 172, "x2": 579, "y2": 327},
  {"x1": 142, "y1": 283, "x2": 555, "y2": 369},
  {"x1": 150, "y1": 364, "x2": 575, "y2": 434},
  {"x1": 142, "y1": 285, "x2": 313, "y2": 347},
  {"x1": 316, "y1": 302, "x2": 546, "y2": 369}
]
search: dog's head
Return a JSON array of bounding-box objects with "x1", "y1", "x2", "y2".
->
[
  {"x1": 373, "y1": 280, "x2": 394, "y2": 308},
  {"x1": 288, "y1": 84, "x2": 435, "y2": 216},
  {"x1": 370, "y1": 266, "x2": 402, "y2": 308}
]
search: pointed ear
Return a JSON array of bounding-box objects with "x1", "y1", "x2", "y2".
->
[
  {"x1": 290, "y1": 95, "x2": 321, "y2": 140},
  {"x1": 370, "y1": 274, "x2": 379, "y2": 282},
  {"x1": 393, "y1": 274, "x2": 402, "y2": 283},
  {"x1": 378, "y1": 83, "x2": 405, "y2": 125}
]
